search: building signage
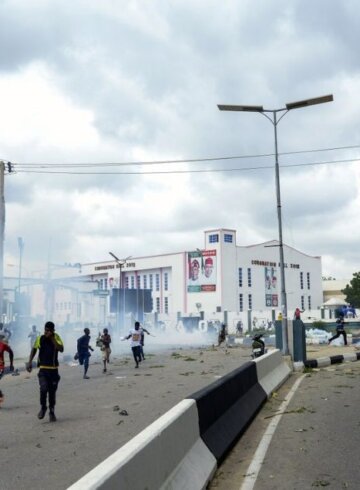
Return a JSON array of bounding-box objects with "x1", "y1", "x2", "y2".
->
[
  {"x1": 252, "y1": 259, "x2": 299, "y2": 269},
  {"x1": 187, "y1": 250, "x2": 216, "y2": 293},
  {"x1": 95, "y1": 262, "x2": 136, "y2": 272}
]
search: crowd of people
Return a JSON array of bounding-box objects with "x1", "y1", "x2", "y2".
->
[{"x1": 0, "y1": 319, "x2": 154, "y2": 421}]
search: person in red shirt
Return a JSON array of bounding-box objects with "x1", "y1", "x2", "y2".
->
[{"x1": 0, "y1": 334, "x2": 14, "y2": 405}]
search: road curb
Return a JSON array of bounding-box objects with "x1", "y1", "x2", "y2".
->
[{"x1": 304, "y1": 351, "x2": 360, "y2": 368}]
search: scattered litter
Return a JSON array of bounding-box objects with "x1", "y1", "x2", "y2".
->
[
  {"x1": 68, "y1": 362, "x2": 78, "y2": 367},
  {"x1": 116, "y1": 376, "x2": 126, "y2": 379},
  {"x1": 119, "y1": 409, "x2": 128, "y2": 416},
  {"x1": 113, "y1": 405, "x2": 120, "y2": 411}
]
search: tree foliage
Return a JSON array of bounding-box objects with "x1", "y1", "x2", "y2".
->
[{"x1": 342, "y1": 272, "x2": 360, "y2": 308}]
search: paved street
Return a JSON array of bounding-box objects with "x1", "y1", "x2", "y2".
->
[
  {"x1": 2, "y1": 341, "x2": 359, "y2": 489},
  {"x1": 210, "y1": 357, "x2": 360, "y2": 489},
  {"x1": 0, "y1": 344, "x2": 250, "y2": 490}
]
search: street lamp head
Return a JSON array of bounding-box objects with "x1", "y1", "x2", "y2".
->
[
  {"x1": 218, "y1": 104, "x2": 264, "y2": 112},
  {"x1": 286, "y1": 94, "x2": 333, "y2": 111},
  {"x1": 109, "y1": 251, "x2": 120, "y2": 262}
]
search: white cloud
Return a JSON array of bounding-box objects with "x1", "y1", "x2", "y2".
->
[{"x1": 1, "y1": 0, "x2": 360, "y2": 282}]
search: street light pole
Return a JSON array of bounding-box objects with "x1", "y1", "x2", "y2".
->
[
  {"x1": 109, "y1": 252, "x2": 132, "y2": 336},
  {"x1": 18, "y1": 237, "x2": 24, "y2": 293},
  {"x1": 218, "y1": 94, "x2": 333, "y2": 355}
]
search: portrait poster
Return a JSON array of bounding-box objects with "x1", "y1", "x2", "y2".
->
[{"x1": 187, "y1": 249, "x2": 216, "y2": 292}]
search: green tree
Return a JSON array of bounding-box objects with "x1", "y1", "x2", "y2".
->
[{"x1": 342, "y1": 272, "x2": 360, "y2": 308}]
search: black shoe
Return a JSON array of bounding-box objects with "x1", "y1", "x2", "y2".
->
[
  {"x1": 103, "y1": 368, "x2": 107, "y2": 373},
  {"x1": 37, "y1": 407, "x2": 47, "y2": 419},
  {"x1": 49, "y1": 411, "x2": 57, "y2": 422},
  {"x1": 135, "y1": 364, "x2": 139, "y2": 368}
]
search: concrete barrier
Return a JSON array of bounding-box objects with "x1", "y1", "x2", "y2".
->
[
  {"x1": 69, "y1": 354, "x2": 292, "y2": 489},
  {"x1": 187, "y1": 362, "x2": 267, "y2": 463},
  {"x1": 253, "y1": 349, "x2": 291, "y2": 397},
  {"x1": 67, "y1": 398, "x2": 216, "y2": 490}
]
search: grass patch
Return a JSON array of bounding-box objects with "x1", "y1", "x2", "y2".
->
[{"x1": 149, "y1": 365, "x2": 165, "y2": 369}]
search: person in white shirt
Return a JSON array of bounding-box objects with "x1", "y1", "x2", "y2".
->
[{"x1": 122, "y1": 321, "x2": 142, "y2": 368}]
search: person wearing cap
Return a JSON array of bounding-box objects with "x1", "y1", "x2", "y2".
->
[
  {"x1": 0, "y1": 333, "x2": 14, "y2": 405},
  {"x1": 204, "y1": 257, "x2": 214, "y2": 279},
  {"x1": 26, "y1": 321, "x2": 64, "y2": 422}
]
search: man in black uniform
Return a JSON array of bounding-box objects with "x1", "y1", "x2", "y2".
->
[{"x1": 26, "y1": 321, "x2": 64, "y2": 422}]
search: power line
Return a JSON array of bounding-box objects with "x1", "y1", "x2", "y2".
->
[
  {"x1": 10, "y1": 143, "x2": 360, "y2": 169},
  {"x1": 13, "y1": 157, "x2": 360, "y2": 175}
]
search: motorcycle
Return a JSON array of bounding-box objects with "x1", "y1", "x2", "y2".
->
[{"x1": 251, "y1": 333, "x2": 267, "y2": 359}]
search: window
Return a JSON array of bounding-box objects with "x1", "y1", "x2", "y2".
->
[
  {"x1": 247, "y1": 268, "x2": 252, "y2": 287},
  {"x1": 164, "y1": 272, "x2": 168, "y2": 291},
  {"x1": 143, "y1": 275, "x2": 147, "y2": 289},
  {"x1": 301, "y1": 295, "x2": 305, "y2": 310},
  {"x1": 238, "y1": 268, "x2": 243, "y2": 287},
  {"x1": 130, "y1": 276, "x2": 135, "y2": 289},
  {"x1": 137, "y1": 275, "x2": 141, "y2": 289},
  {"x1": 156, "y1": 297, "x2": 160, "y2": 312},
  {"x1": 248, "y1": 294, "x2": 252, "y2": 310},
  {"x1": 239, "y1": 294, "x2": 243, "y2": 312},
  {"x1": 224, "y1": 234, "x2": 233, "y2": 243},
  {"x1": 156, "y1": 274, "x2": 160, "y2": 291},
  {"x1": 307, "y1": 272, "x2": 311, "y2": 290},
  {"x1": 100, "y1": 279, "x2": 104, "y2": 289},
  {"x1": 209, "y1": 234, "x2": 219, "y2": 243},
  {"x1": 300, "y1": 272, "x2": 304, "y2": 290},
  {"x1": 149, "y1": 274, "x2": 153, "y2": 290},
  {"x1": 308, "y1": 296, "x2": 311, "y2": 310},
  {"x1": 164, "y1": 297, "x2": 169, "y2": 314},
  {"x1": 125, "y1": 277, "x2": 129, "y2": 289},
  {"x1": 104, "y1": 278, "x2": 108, "y2": 290}
]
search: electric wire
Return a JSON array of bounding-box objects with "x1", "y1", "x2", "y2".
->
[
  {"x1": 12, "y1": 157, "x2": 360, "y2": 175},
  {"x1": 10, "y1": 143, "x2": 360, "y2": 169}
]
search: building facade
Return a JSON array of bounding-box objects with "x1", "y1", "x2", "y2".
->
[{"x1": 68, "y1": 228, "x2": 323, "y2": 325}]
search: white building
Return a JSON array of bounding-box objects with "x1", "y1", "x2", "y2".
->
[{"x1": 63, "y1": 228, "x2": 323, "y2": 327}]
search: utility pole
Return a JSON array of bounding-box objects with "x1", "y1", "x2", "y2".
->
[{"x1": 0, "y1": 161, "x2": 5, "y2": 328}]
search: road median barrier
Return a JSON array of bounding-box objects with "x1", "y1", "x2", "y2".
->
[{"x1": 67, "y1": 398, "x2": 216, "y2": 490}]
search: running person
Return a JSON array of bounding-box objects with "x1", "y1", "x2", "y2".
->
[
  {"x1": 328, "y1": 318, "x2": 348, "y2": 346},
  {"x1": 139, "y1": 326, "x2": 151, "y2": 361},
  {"x1": 26, "y1": 321, "x2": 64, "y2": 422},
  {"x1": 0, "y1": 334, "x2": 14, "y2": 405},
  {"x1": 100, "y1": 328, "x2": 112, "y2": 373},
  {"x1": 77, "y1": 328, "x2": 94, "y2": 379},
  {"x1": 123, "y1": 321, "x2": 142, "y2": 368}
]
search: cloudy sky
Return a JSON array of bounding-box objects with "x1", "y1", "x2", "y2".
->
[{"x1": 1, "y1": 0, "x2": 359, "y2": 280}]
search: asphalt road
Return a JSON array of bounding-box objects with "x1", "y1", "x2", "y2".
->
[
  {"x1": 210, "y1": 360, "x2": 360, "y2": 489},
  {"x1": 0, "y1": 343, "x2": 251, "y2": 490},
  {"x1": 3, "y1": 343, "x2": 359, "y2": 490}
]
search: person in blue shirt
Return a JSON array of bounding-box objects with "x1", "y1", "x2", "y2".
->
[
  {"x1": 328, "y1": 318, "x2": 348, "y2": 346},
  {"x1": 77, "y1": 328, "x2": 94, "y2": 379}
]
